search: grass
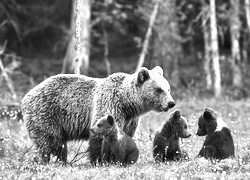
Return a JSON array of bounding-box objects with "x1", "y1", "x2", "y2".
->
[{"x1": 0, "y1": 96, "x2": 250, "y2": 180}]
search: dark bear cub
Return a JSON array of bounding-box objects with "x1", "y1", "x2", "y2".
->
[
  {"x1": 153, "y1": 109, "x2": 191, "y2": 162},
  {"x1": 90, "y1": 115, "x2": 139, "y2": 165},
  {"x1": 197, "y1": 107, "x2": 235, "y2": 159}
]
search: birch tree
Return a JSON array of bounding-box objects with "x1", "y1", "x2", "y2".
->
[
  {"x1": 210, "y1": 0, "x2": 221, "y2": 97},
  {"x1": 62, "y1": 0, "x2": 91, "y2": 75},
  {"x1": 246, "y1": 0, "x2": 250, "y2": 31},
  {"x1": 230, "y1": 0, "x2": 242, "y2": 88},
  {"x1": 243, "y1": 0, "x2": 250, "y2": 62},
  {"x1": 136, "y1": 0, "x2": 160, "y2": 71}
]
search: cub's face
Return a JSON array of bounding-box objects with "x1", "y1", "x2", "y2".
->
[
  {"x1": 90, "y1": 115, "x2": 116, "y2": 137},
  {"x1": 171, "y1": 109, "x2": 191, "y2": 138},
  {"x1": 136, "y1": 66, "x2": 175, "y2": 112},
  {"x1": 196, "y1": 108, "x2": 217, "y2": 136}
]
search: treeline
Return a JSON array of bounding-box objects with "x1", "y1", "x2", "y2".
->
[{"x1": 0, "y1": 0, "x2": 250, "y2": 98}]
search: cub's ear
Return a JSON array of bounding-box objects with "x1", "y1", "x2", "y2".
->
[
  {"x1": 173, "y1": 109, "x2": 181, "y2": 119},
  {"x1": 152, "y1": 66, "x2": 163, "y2": 76},
  {"x1": 137, "y1": 67, "x2": 150, "y2": 85},
  {"x1": 203, "y1": 108, "x2": 215, "y2": 120},
  {"x1": 107, "y1": 115, "x2": 115, "y2": 126}
]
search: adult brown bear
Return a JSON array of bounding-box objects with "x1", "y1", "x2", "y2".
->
[{"x1": 21, "y1": 66, "x2": 175, "y2": 164}]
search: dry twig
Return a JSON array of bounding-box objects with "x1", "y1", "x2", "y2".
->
[{"x1": 69, "y1": 141, "x2": 87, "y2": 165}]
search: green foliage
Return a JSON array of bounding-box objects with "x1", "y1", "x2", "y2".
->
[{"x1": 1, "y1": 97, "x2": 250, "y2": 179}]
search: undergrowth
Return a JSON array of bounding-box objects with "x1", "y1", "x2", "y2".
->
[{"x1": 0, "y1": 97, "x2": 250, "y2": 179}]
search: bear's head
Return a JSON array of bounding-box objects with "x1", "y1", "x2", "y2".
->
[
  {"x1": 90, "y1": 115, "x2": 117, "y2": 137},
  {"x1": 196, "y1": 107, "x2": 226, "y2": 136},
  {"x1": 169, "y1": 109, "x2": 191, "y2": 138},
  {"x1": 135, "y1": 66, "x2": 175, "y2": 112}
]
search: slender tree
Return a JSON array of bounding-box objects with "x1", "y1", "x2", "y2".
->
[
  {"x1": 102, "y1": 25, "x2": 111, "y2": 76},
  {"x1": 230, "y1": 0, "x2": 242, "y2": 88},
  {"x1": 203, "y1": 26, "x2": 212, "y2": 90},
  {"x1": 246, "y1": 0, "x2": 250, "y2": 31},
  {"x1": 210, "y1": 0, "x2": 221, "y2": 97},
  {"x1": 62, "y1": 0, "x2": 91, "y2": 75},
  {"x1": 151, "y1": 0, "x2": 182, "y2": 86},
  {"x1": 201, "y1": 0, "x2": 212, "y2": 90},
  {"x1": 136, "y1": 0, "x2": 160, "y2": 71},
  {"x1": 243, "y1": 0, "x2": 250, "y2": 62}
]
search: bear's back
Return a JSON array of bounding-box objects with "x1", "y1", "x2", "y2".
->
[
  {"x1": 204, "y1": 127, "x2": 234, "y2": 158},
  {"x1": 22, "y1": 74, "x2": 101, "y2": 140},
  {"x1": 22, "y1": 74, "x2": 99, "y2": 108}
]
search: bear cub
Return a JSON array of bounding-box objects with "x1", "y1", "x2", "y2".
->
[
  {"x1": 197, "y1": 107, "x2": 235, "y2": 159},
  {"x1": 90, "y1": 115, "x2": 139, "y2": 165},
  {"x1": 153, "y1": 109, "x2": 191, "y2": 162}
]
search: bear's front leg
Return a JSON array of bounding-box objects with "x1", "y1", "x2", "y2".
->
[
  {"x1": 125, "y1": 148, "x2": 139, "y2": 164},
  {"x1": 30, "y1": 126, "x2": 66, "y2": 164},
  {"x1": 101, "y1": 139, "x2": 112, "y2": 163},
  {"x1": 123, "y1": 117, "x2": 140, "y2": 137},
  {"x1": 198, "y1": 145, "x2": 218, "y2": 159},
  {"x1": 87, "y1": 134, "x2": 103, "y2": 165},
  {"x1": 56, "y1": 142, "x2": 67, "y2": 164}
]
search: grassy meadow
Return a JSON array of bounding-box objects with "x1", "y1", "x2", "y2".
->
[{"x1": 0, "y1": 97, "x2": 250, "y2": 180}]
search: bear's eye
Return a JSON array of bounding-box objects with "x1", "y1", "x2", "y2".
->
[
  {"x1": 97, "y1": 124, "x2": 101, "y2": 128},
  {"x1": 184, "y1": 124, "x2": 187, "y2": 129},
  {"x1": 155, "y1": 88, "x2": 163, "y2": 94}
]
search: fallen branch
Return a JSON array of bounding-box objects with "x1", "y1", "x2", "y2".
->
[
  {"x1": 69, "y1": 141, "x2": 86, "y2": 165},
  {"x1": 135, "y1": 0, "x2": 160, "y2": 71}
]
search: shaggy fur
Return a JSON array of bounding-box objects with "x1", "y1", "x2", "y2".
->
[
  {"x1": 90, "y1": 115, "x2": 139, "y2": 165},
  {"x1": 197, "y1": 107, "x2": 235, "y2": 159},
  {"x1": 153, "y1": 109, "x2": 191, "y2": 162},
  {"x1": 21, "y1": 66, "x2": 175, "y2": 164}
]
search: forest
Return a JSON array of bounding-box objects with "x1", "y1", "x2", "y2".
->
[
  {"x1": 0, "y1": 0, "x2": 249, "y2": 101},
  {"x1": 0, "y1": 0, "x2": 250, "y2": 179}
]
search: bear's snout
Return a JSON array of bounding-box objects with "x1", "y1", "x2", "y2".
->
[
  {"x1": 168, "y1": 101, "x2": 175, "y2": 109},
  {"x1": 181, "y1": 132, "x2": 191, "y2": 138},
  {"x1": 196, "y1": 130, "x2": 206, "y2": 136}
]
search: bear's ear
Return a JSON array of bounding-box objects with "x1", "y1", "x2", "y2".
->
[
  {"x1": 173, "y1": 109, "x2": 181, "y2": 119},
  {"x1": 152, "y1": 66, "x2": 163, "y2": 76},
  {"x1": 107, "y1": 115, "x2": 115, "y2": 126},
  {"x1": 137, "y1": 67, "x2": 150, "y2": 85},
  {"x1": 203, "y1": 108, "x2": 215, "y2": 120}
]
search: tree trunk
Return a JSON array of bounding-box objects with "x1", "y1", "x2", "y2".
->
[
  {"x1": 230, "y1": 0, "x2": 242, "y2": 88},
  {"x1": 61, "y1": 35, "x2": 75, "y2": 74},
  {"x1": 245, "y1": 0, "x2": 250, "y2": 31},
  {"x1": 242, "y1": 0, "x2": 250, "y2": 63},
  {"x1": 61, "y1": 0, "x2": 91, "y2": 75},
  {"x1": 136, "y1": 0, "x2": 160, "y2": 71},
  {"x1": 102, "y1": 26, "x2": 111, "y2": 76},
  {"x1": 151, "y1": 0, "x2": 182, "y2": 86},
  {"x1": 170, "y1": 2, "x2": 181, "y2": 86},
  {"x1": 203, "y1": 24, "x2": 212, "y2": 90},
  {"x1": 201, "y1": 0, "x2": 212, "y2": 90},
  {"x1": 209, "y1": 0, "x2": 221, "y2": 97}
]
